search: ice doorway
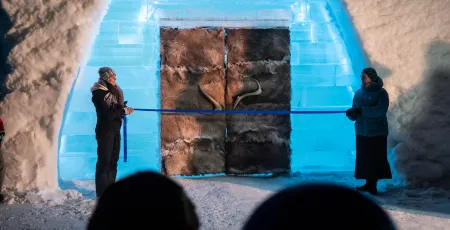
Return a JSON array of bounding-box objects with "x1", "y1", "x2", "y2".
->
[{"x1": 58, "y1": 0, "x2": 366, "y2": 187}]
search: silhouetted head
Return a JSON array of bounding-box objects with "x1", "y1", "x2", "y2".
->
[
  {"x1": 98, "y1": 67, "x2": 117, "y2": 86},
  {"x1": 243, "y1": 183, "x2": 396, "y2": 230},
  {"x1": 87, "y1": 171, "x2": 200, "y2": 230}
]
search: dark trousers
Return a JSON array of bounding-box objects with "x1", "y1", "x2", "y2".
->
[
  {"x1": 95, "y1": 130, "x2": 121, "y2": 197},
  {"x1": 355, "y1": 135, "x2": 392, "y2": 180}
]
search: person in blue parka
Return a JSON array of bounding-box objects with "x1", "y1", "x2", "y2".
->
[{"x1": 346, "y1": 67, "x2": 392, "y2": 195}]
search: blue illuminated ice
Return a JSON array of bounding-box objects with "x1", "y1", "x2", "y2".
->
[{"x1": 58, "y1": 0, "x2": 367, "y2": 182}]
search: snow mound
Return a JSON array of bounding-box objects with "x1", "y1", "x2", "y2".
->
[
  {"x1": 2, "y1": 187, "x2": 86, "y2": 205},
  {"x1": 0, "y1": 0, "x2": 110, "y2": 191},
  {"x1": 343, "y1": 0, "x2": 450, "y2": 187},
  {"x1": 402, "y1": 187, "x2": 450, "y2": 198},
  {"x1": 390, "y1": 47, "x2": 450, "y2": 188}
]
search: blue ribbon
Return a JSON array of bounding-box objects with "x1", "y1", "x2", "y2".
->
[
  {"x1": 123, "y1": 115, "x2": 128, "y2": 163},
  {"x1": 123, "y1": 108, "x2": 347, "y2": 162},
  {"x1": 133, "y1": 108, "x2": 346, "y2": 114}
]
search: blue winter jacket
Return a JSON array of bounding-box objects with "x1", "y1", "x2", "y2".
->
[{"x1": 352, "y1": 77, "x2": 389, "y2": 137}]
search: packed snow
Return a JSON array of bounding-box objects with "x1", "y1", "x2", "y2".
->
[
  {"x1": 2, "y1": 173, "x2": 450, "y2": 230},
  {"x1": 0, "y1": 0, "x2": 450, "y2": 229}
]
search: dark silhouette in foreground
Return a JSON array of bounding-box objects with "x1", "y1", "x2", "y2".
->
[
  {"x1": 87, "y1": 171, "x2": 199, "y2": 230},
  {"x1": 243, "y1": 183, "x2": 396, "y2": 230}
]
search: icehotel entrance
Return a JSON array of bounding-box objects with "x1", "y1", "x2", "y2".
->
[
  {"x1": 58, "y1": 0, "x2": 363, "y2": 184},
  {"x1": 160, "y1": 27, "x2": 291, "y2": 176}
]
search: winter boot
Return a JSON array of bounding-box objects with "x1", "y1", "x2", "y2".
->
[{"x1": 356, "y1": 180, "x2": 378, "y2": 195}]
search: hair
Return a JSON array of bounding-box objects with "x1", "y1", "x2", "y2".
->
[
  {"x1": 363, "y1": 67, "x2": 379, "y2": 80},
  {"x1": 87, "y1": 171, "x2": 200, "y2": 230},
  {"x1": 243, "y1": 183, "x2": 396, "y2": 230}
]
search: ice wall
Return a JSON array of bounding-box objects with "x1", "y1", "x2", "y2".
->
[
  {"x1": 58, "y1": 1, "x2": 160, "y2": 181},
  {"x1": 290, "y1": 1, "x2": 362, "y2": 172},
  {"x1": 343, "y1": 0, "x2": 450, "y2": 187},
  {"x1": 58, "y1": 0, "x2": 363, "y2": 181}
]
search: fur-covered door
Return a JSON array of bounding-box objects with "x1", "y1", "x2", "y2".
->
[
  {"x1": 160, "y1": 28, "x2": 227, "y2": 176},
  {"x1": 225, "y1": 28, "x2": 292, "y2": 175}
]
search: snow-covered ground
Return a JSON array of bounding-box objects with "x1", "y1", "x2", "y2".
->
[{"x1": 2, "y1": 173, "x2": 450, "y2": 230}]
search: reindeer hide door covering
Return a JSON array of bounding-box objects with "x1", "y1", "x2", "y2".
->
[
  {"x1": 225, "y1": 28, "x2": 292, "y2": 175},
  {"x1": 160, "y1": 28, "x2": 227, "y2": 176},
  {"x1": 160, "y1": 27, "x2": 291, "y2": 176}
]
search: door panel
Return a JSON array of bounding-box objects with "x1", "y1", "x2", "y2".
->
[
  {"x1": 225, "y1": 28, "x2": 292, "y2": 175},
  {"x1": 160, "y1": 27, "x2": 226, "y2": 176}
]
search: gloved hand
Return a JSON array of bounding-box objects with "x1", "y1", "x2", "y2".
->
[
  {"x1": 347, "y1": 115, "x2": 357, "y2": 121},
  {"x1": 122, "y1": 101, "x2": 134, "y2": 116},
  {"x1": 346, "y1": 108, "x2": 361, "y2": 120}
]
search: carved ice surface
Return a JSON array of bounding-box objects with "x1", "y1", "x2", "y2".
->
[{"x1": 58, "y1": 0, "x2": 365, "y2": 183}]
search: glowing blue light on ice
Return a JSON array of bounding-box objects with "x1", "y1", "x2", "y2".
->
[{"x1": 58, "y1": 0, "x2": 367, "y2": 183}]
